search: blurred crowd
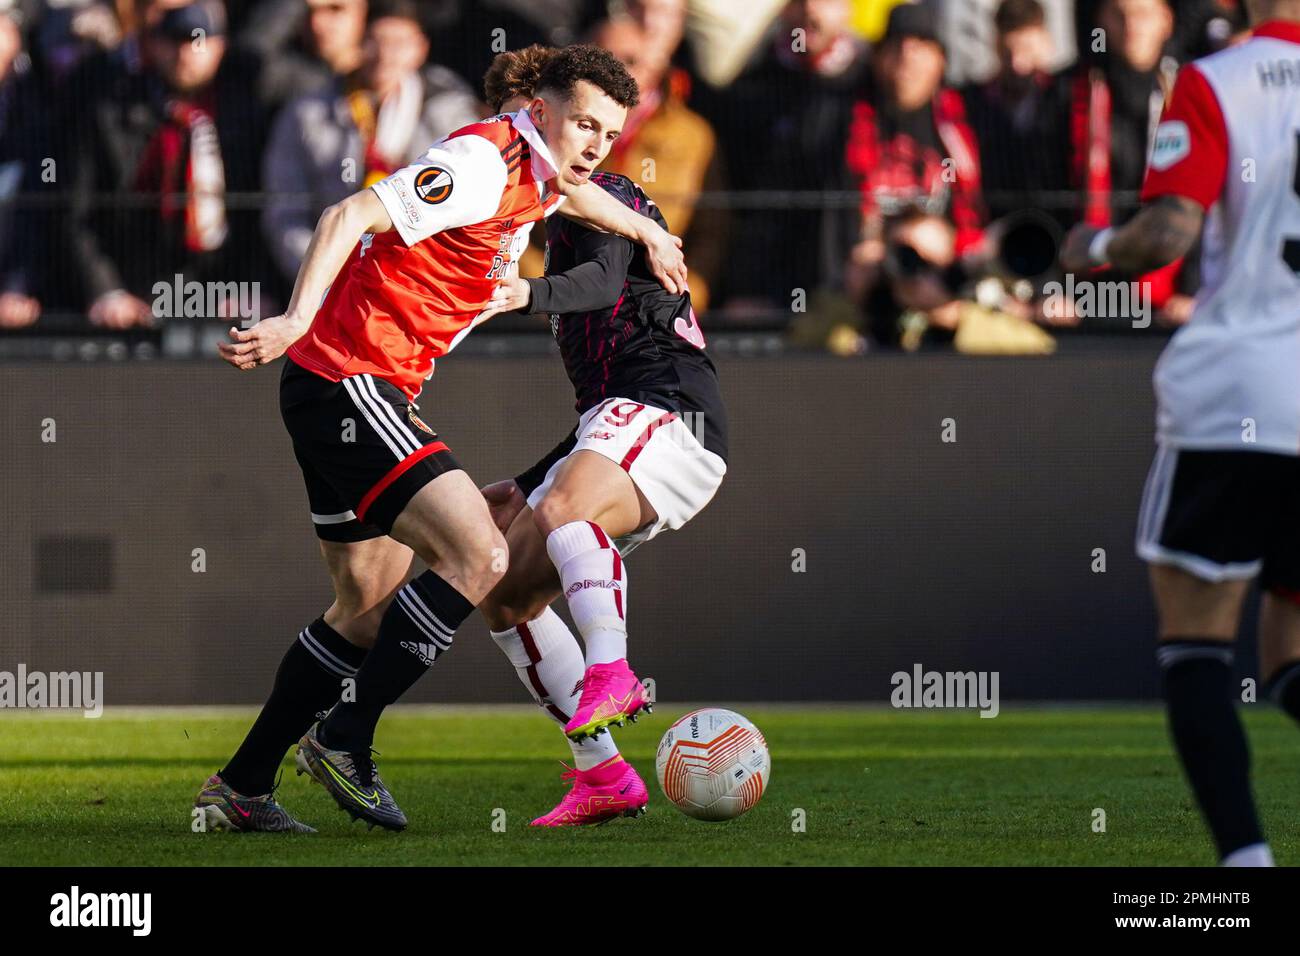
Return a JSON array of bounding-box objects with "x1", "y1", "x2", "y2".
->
[{"x1": 0, "y1": 0, "x2": 1254, "y2": 351}]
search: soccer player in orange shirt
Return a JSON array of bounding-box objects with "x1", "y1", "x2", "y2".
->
[{"x1": 196, "y1": 46, "x2": 682, "y2": 833}]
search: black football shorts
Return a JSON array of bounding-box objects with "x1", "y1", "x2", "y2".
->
[
  {"x1": 1136, "y1": 445, "x2": 1300, "y2": 592},
  {"x1": 280, "y1": 358, "x2": 461, "y2": 542}
]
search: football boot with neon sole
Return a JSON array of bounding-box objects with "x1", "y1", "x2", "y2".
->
[
  {"x1": 295, "y1": 722, "x2": 407, "y2": 831},
  {"x1": 563, "y1": 659, "x2": 652, "y2": 741},
  {"x1": 530, "y1": 756, "x2": 649, "y2": 826}
]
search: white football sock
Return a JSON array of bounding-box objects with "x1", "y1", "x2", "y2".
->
[
  {"x1": 546, "y1": 520, "x2": 627, "y2": 665},
  {"x1": 1221, "y1": 842, "x2": 1274, "y2": 867},
  {"x1": 491, "y1": 606, "x2": 619, "y2": 770}
]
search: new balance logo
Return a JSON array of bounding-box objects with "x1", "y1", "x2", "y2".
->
[{"x1": 399, "y1": 641, "x2": 441, "y2": 666}]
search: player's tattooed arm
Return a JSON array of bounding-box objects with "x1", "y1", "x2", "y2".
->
[
  {"x1": 1106, "y1": 196, "x2": 1204, "y2": 272},
  {"x1": 1059, "y1": 196, "x2": 1204, "y2": 275},
  {"x1": 219, "y1": 190, "x2": 394, "y2": 370},
  {"x1": 555, "y1": 179, "x2": 686, "y2": 294}
]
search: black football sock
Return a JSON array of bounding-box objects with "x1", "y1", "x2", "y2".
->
[
  {"x1": 1266, "y1": 659, "x2": 1300, "y2": 724},
  {"x1": 319, "y1": 569, "x2": 474, "y2": 753},
  {"x1": 1158, "y1": 640, "x2": 1264, "y2": 859},
  {"x1": 220, "y1": 618, "x2": 368, "y2": 796}
]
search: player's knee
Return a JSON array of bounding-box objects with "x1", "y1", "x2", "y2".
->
[
  {"x1": 480, "y1": 597, "x2": 510, "y2": 633},
  {"x1": 332, "y1": 568, "x2": 389, "y2": 616},
  {"x1": 355, "y1": 592, "x2": 399, "y2": 638},
  {"x1": 481, "y1": 592, "x2": 550, "y2": 633},
  {"x1": 481, "y1": 530, "x2": 510, "y2": 591},
  {"x1": 532, "y1": 491, "x2": 581, "y2": 538},
  {"x1": 341, "y1": 613, "x2": 382, "y2": 649},
  {"x1": 443, "y1": 526, "x2": 508, "y2": 603},
  {"x1": 323, "y1": 598, "x2": 386, "y2": 649}
]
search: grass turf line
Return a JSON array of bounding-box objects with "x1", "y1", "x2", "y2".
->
[{"x1": 0, "y1": 706, "x2": 1296, "y2": 866}]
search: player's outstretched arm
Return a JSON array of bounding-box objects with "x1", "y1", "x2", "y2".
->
[
  {"x1": 219, "y1": 190, "x2": 394, "y2": 370},
  {"x1": 1060, "y1": 196, "x2": 1204, "y2": 276},
  {"x1": 555, "y1": 178, "x2": 686, "y2": 294}
]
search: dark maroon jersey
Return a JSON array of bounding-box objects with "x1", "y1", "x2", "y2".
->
[{"x1": 522, "y1": 172, "x2": 727, "y2": 463}]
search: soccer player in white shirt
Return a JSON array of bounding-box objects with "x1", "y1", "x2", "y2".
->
[{"x1": 1061, "y1": 0, "x2": 1300, "y2": 867}]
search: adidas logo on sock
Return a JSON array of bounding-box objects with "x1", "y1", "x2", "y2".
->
[{"x1": 399, "y1": 641, "x2": 440, "y2": 666}]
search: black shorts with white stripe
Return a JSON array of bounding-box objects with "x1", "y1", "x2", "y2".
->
[
  {"x1": 280, "y1": 358, "x2": 461, "y2": 541},
  {"x1": 1136, "y1": 446, "x2": 1300, "y2": 590}
]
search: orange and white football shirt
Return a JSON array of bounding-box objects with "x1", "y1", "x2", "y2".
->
[{"x1": 289, "y1": 109, "x2": 565, "y2": 400}]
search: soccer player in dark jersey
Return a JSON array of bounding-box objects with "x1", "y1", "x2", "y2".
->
[
  {"x1": 472, "y1": 55, "x2": 727, "y2": 824},
  {"x1": 194, "y1": 45, "x2": 689, "y2": 834},
  {"x1": 480, "y1": 172, "x2": 728, "y2": 824}
]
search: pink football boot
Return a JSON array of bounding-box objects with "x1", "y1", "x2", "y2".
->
[
  {"x1": 563, "y1": 659, "x2": 652, "y2": 740},
  {"x1": 530, "y1": 756, "x2": 649, "y2": 827}
]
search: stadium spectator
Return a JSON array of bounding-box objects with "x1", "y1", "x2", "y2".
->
[
  {"x1": 31, "y1": 0, "x2": 124, "y2": 84},
  {"x1": 591, "y1": 15, "x2": 727, "y2": 309},
  {"x1": 1075, "y1": 0, "x2": 1245, "y2": 62},
  {"x1": 62, "y1": 0, "x2": 269, "y2": 327},
  {"x1": 623, "y1": 0, "x2": 688, "y2": 73},
  {"x1": 1071, "y1": 0, "x2": 1178, "y2": 226},
  {"x1": 675, "y1": 0, "x2": 786, "y2": 88},
  {"x1": 712, "y1": 0, "x2": 869, "y2": 318},
  {"x1": 261, "y1": 0, "x2": 479, "y2": 283},
  {"x1": 416, "y1": 0, "x2": 567, "y2": 98},
  {"x1": 1068, "y1": 0, "x2": 1192, "y2": 316},
  {"x1": 935, "y1": 0, "x2": 1077, "y2": 85},
  {"x1": 237, "y1": 0, "x2": 368, "y2": 110},
  {"x1": 843, "y1": 3, "x2": 986, "y2": 312},
  {"x1": 862, "y1": 209, "x2": 968, "y2": 350},
  {"x1": 0, "y1": 0, "x2": 45, "y2": 328},
  {"x1": 805, "y1": 206, "x2": 1053, "y2": 354},
  {"x1": 0, "y1": 0, "x2": 1243, "y2": 338},
  {"x1": 1169, "y1": 0, "x2": 1251, "y2": 56},
  {"x1": 962, "y1": 0, "x2": 1073, "y2": 225},
  {"x1": 852, "y1": 0, "x2": 910, "y2": 42}
]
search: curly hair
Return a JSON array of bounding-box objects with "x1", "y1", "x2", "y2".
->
[
  {"x1": 536, "y1": 43, "x2": 640, "y2": 109},
  {"x1": 483, "y1": 45, "x2": 556, "y2": 113}
]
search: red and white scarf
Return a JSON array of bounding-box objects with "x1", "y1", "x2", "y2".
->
[{"x1": 134, "y1": 98, "x2": 228, "y2": 253}]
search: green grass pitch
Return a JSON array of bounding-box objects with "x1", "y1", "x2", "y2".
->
[{"x1": 2, "y1": 705, "x2": 1296, "y2": 866}]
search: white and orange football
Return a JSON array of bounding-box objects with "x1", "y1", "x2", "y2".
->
[{"x1": 655, "y1": 708, "x2": 770, "y2": 821}]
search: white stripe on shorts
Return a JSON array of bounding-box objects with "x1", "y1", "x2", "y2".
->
[
  {"x1": 1135, "y1": 444, "x2": 1262, "y2": 582},
  {"x1": 1136, "y1": 444, "x2": 1178, "y2": 551},
  {"x1": 311, "y1": 510, "x2": 358, "y2": 525},
  {"x1": 342, "y1": 376, "x2": 415, "y2": 460},
  {"x1": 360, "y1": 375, "x2": 422, "y2": 454}
]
